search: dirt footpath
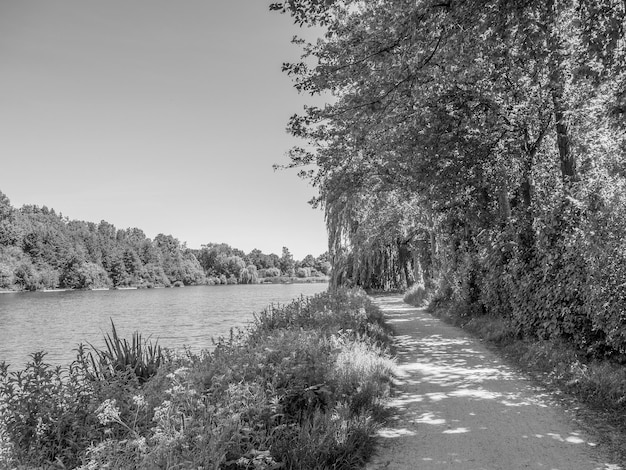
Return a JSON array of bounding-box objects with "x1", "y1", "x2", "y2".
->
[{"x1": 366, "y1": 295, "x2": 622, "y2": 470}]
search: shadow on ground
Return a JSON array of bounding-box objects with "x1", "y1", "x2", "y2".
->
[{"x1": 366, "y1": 296, "x2": 621, "y2": 470}]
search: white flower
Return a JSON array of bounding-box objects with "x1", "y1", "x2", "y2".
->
[
  {"x1": 35, "y1": 416, "x2": 48, "y2": 437},
  {"x1": 95, "y1": 399, "x2": 121, "y2": 425},
  {"x1": 132, "y1": 436, "x2": 148, "y2": 453},
  {"x1": 132, "y1": 394, "x2": 146, "y2": 408}
]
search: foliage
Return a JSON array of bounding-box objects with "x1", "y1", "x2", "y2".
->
[
  {"x1": 280, "y1": 246, "x2": 295, "y2": 277},
  {"x1": 260, "y1": 267, "x2": 281, "y2": 278},
  {"x1": 0, "y1": 190, "x2": 329, "y2": 290},
  {"x1": 0, "y1": 353, "x2": 99, "y2": 469},
  {"x1": 1, "y1": 288, "x2": 395, "y2": 469},
  {"x1": 403, "y1": 284, "x2": 430, "y2": 308},
  {"x1": 273, "y1": 0, "x2": 626, "y2": 361}
]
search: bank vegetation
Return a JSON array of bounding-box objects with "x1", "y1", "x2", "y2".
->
[{"x1": 0, "y1": 288, "x2": 393, "y2": 469}]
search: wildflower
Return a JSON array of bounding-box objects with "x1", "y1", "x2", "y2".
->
[
  {"x1": 153, "y1": 400, "x2": 172, "y2": 424},
  {"x1": 35, "y1": 416, "x2": 48, "y2": 438},
  {"x1": 95, "y1": 398, "x2": 121, "y2": 425},
  {"x1": 132, "y1": 394, "x2": 146, "y2": 408},
  {"x1": 132, "y1": 436, "x2": 147, "y2": 453},
  {"x1": 166, "y1": 366, "x2": 189, "y2": 380}
]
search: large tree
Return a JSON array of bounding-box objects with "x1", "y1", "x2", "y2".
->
[
  {"x1": 275, "y1": 0, "x2": 625, "y2": 281},
  {"x1": 274, "y1": 0, "x2": 626, "y2": 355}
]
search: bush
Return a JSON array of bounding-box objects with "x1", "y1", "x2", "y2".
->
[
  {"x1": 296, "y1": 267, "x2": 311, "y2": 278},
  {"x1": 0, "y1": 353, "x2": 99, "y2": 468},
  {"x1": 403, "y1": 284, "x2": 431, "y2": 307},
  {"x1": 261, "y1": 267, "x2": 281, "y2": 278}
]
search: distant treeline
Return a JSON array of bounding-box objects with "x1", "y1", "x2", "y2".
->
[{"x1": 0, "y1": 191, "x2": 330, "y2": 291}]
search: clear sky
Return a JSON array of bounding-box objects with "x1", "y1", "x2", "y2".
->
[{"x1": 0, "y1": 0, "x2": 327, "y2": 260}]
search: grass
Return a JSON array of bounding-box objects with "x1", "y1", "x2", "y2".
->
[
  {"x1": 0, "y1": 287, "x2": 395, "y2": 469},
  {"x1": 410, "y1": 295, "x2": 626, "y2": 464}
]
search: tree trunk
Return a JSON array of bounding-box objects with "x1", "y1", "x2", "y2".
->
[
  {"x1": 398, "y1": 238, "x2": 415, "y2": 288},
  {"x1": 498, "y1": 184, "x2": 511, "y2": 223},
  {"x1": 546, "y1": 0, "x2": 577, "y2": 185},
  {"x1": 518, "y1": 151, "x2": 535, "y2": 261}
]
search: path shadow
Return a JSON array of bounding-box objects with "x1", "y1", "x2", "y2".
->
[{"x1": 367, "y1": 297, "x2": 621, "y2": 470}]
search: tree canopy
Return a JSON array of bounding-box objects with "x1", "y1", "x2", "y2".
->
[
  {"x1": 0, "y1": 190, "x2": 329, "y2": 290},
  {"x1": 275, "y1": 0, "x2": 626, "y2": 356}
]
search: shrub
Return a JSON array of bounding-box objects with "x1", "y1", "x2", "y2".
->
[
  {"x1": 296, "y1": 267, "x2": 311, "y2": 278},
  {"x1": 403, "y1": 284, "x2": 430, "y2": 307},
  {"x1": 0, "y1": 353, "x2": 98, "y2": 468},
  {"x1": 262, "y1": 267, "x2": 281, "y2": 278}
]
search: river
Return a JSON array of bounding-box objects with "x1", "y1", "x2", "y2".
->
[{"x1": 0, "y1": 283, "x2": 328, "y2": 368}]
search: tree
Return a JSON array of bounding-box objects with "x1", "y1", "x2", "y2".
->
[
  {"x1": 272, "y1": 0, "x2": 626, "y2": 357},
  {"x1": 0, "y1": 190, "x2": 12, "y2": 221},
  {"x1": 240, "y1": 265, "x2": 259, "y2": 284},
  {"x1": 279, "y1": 247, "x2": 295, "y2": 276},
  {"x1": 247, "y1": 248, "x2": 278, "y2": 270},
  {"x1": 14, "y1": 260, "x2": 37, "y2": 291},
  {"x1": 300, "y1": 254, "x2": 316, "y2": 268},
  {"x1": 275, "y1": 0, "x2": 625, "y2": 282},
  {"x1": 60, "y1": 254, "x2": 85, "y2": 288},
  {"x1": 261, "y1": 267, "x2": 281, "y2": 278},
  {"x1": 105, "y1": 249, "x2": 130, "y2": 287},
  {"x1": 0, "y1": 261, "x2": 13, "y2": 289},
  {"x1": 0, "y1": 190, "x2": 19, "y2": 246}
]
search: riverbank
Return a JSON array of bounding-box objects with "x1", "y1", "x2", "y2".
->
[
  {"x1": 0, "y1": 288, "x2": 394, "y2": 469},
  {"x1": 0, "y1": 276, "x2": 329, "y2": 294}
]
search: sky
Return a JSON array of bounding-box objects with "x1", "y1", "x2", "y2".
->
[{"x1": 0, "y1": 0, "x2": 327, "y2": 260}]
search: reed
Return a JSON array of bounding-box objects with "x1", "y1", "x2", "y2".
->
[{"x1": 78, "y1": 319, "x2": 164, "y2": 384}]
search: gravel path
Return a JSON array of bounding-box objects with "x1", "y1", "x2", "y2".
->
[{"x1": 365, "y1": 295, "x2": 622, "y2": 470}]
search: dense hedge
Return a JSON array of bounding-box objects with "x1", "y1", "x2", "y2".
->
[{"x1": 437, "y1": 190, "x2": 626, "y2": 361}]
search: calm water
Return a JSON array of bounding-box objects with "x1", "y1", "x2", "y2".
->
[{"x1": 0, "y1": 283, "x2": 328, "y2": 368}]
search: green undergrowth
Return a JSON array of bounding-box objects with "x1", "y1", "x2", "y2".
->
[
  {"x1": 402, "y1": 284, "x2": 432, "y2": 308},
  {"x1": 0, "y1": 288, "x2": 395, "y2": 469},
  {"x1": 411, "y1": 295, "x2": 626, "y2": 460}
]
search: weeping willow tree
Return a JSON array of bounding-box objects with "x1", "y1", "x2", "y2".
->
[{"x1": 322, "y1": 165, "x2": 434, "y2": 290}]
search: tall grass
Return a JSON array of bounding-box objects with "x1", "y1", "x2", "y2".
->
[
  {"x1": 0, "y1": 288, "x2": 395, "y2": 469},
  {"x1": 76, "y1": 319, "x2": 164, "y2": 384}
]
